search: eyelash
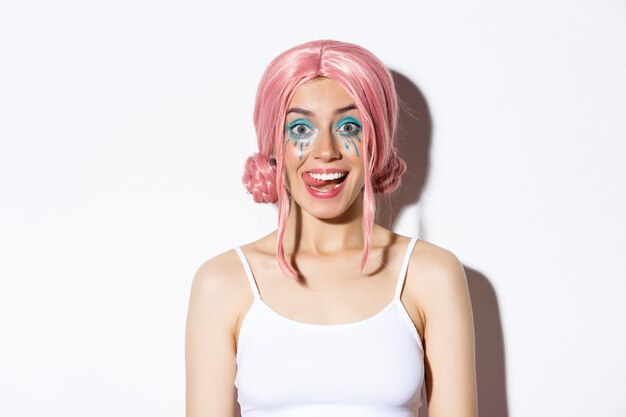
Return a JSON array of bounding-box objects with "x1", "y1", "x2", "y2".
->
[
  {"x1": 287, "y1": 119, "x2": 314, "y2": 140},
  {"x1": 287, "y1": 122, "x2": 315, "y2": 140},
  {"x1": 336, "y1": 120, "x2": 362, "y2": 136}
]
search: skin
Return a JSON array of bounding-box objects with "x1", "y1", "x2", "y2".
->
[
  {"x1": 282, "y1": 78, "x2": 365, "y2": 223},
  {"x1": 185, "y1": 77, "x2": 478, "y2": 417}
]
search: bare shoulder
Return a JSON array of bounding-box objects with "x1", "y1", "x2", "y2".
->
[
  {"x1": 192, "y1": 249, "x2": 245, "y2": 293},
  {"x1": 185, "y1": 249, "x2": 251, "y2": 415},
  {"x1": 411, "y1": 240, "x2": 465, "y2": 282},
  {"x1": 188, "y1": 249, "x2": 252, "y2": 328},
  {"x1": 405, "y1": 240, "x2": 477, "y2": 414},
  {"x1": 407, "y1": 239, "x2": 469, "y2": 315}
]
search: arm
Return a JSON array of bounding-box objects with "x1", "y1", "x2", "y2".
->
[
  {"x1": 415, "y1": 246, "x2": 478, "y2": 417},
  {"x1": 185, "y1": 256, "x2": 241, "y2": 417}
]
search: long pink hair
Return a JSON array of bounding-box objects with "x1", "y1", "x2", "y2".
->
[{"x1": 242, "y1": 40, "x2": 406, "y2": 279}]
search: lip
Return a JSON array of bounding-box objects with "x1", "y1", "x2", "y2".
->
[
  {"x1": 301, "y1": 169, "x2": 349, "y2": 199},
  {"x1": 304, "y1": 178, "x2": 348, "y2": 199}
]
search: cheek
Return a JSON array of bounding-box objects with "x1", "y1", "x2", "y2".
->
[
  {"x1": 282, "y1": 142, "x2": 302, "y2": 189},
  {"x1": 284, "y1": 139, "x2": 304, "y2": 161},
  {"x1": 337, "y1": 132, "x2": 363, "y2": 159},
  {"x1": 285, "y1": 136, "x2": 315, "y2": 161}
]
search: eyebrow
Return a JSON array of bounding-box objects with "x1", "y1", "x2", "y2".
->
[{"x1": 286, "y1": 104, "x2": 357, "y2": 116}]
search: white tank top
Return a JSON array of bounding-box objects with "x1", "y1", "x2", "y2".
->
[{"x1": 234, "y1": 237, "x2": 425, "y2": 417}]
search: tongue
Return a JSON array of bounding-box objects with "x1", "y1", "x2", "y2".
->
[{"x1": 314, "y1": 180, "x2": 341, "y2": 191}]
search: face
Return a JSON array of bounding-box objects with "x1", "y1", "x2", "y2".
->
[{"x1": 283, "y1": 77, "x2": 365, "y2": 220}]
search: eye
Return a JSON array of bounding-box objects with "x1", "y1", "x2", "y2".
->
[
  {"x1": 286, "y1": 120, "x2": 315, "y2": 139},
  {"x1": 293, "y1": 124, "x2": 310, "y2": 135},
  {"x1": 336, "y1": 119, "x2": 362, "y2": 136}
]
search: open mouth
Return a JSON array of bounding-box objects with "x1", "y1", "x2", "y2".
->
[{"x1": 302, "y1": 171, "x2": 349, "y2": 193}]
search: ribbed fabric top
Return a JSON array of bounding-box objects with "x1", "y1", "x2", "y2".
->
[{"x1": 234, "y1": 238, "x2": 425, "y2": 417}]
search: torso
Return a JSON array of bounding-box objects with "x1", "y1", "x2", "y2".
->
[{"x1": 229, "y1": 228, "x2": 426, "y2": 349}]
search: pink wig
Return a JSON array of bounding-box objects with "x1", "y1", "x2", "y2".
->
[{"x1": 242, "y1": 40, "x2": 406, "y2": 279}]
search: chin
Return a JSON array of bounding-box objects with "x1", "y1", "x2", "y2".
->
[
  {"x1": 297, "y1": 192, "x2": 362, "y2": 222},
  {"x1": 307, "y1": 207, "x2": 351, "y2": 221}
]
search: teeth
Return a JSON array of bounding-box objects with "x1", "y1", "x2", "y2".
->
[{"x1": 308, "y1": 172, "x2": 347, "y2": 181}]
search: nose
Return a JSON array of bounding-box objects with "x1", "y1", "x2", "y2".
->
[{"x1": 313, "y1": 127, "x2": 341, "y2": 161}]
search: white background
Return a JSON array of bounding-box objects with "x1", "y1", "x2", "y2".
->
[{"x1": 1, "y1": 1, "x2": 625, "y2": 416}]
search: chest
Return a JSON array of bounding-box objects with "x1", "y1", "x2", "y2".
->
[{"x1": 235, "y1": 299, "x2": 424, "y2": 414}]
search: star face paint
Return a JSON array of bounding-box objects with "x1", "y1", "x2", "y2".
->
[
  {"x1": 335, "y1": 116, "x2": 362, "y2": 157},
  {"x1": 286, "y1": 118, "x2": 318, "y2": 160}
]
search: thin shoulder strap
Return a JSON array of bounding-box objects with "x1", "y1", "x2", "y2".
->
[
  {"x1": 394, "y1": 237, "x2": 419, "y2": 300},
  {"x1": 233, "y1": 247, "x2": 261, "y2": 300}
]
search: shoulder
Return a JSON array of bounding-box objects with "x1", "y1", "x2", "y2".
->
[
  {"x1": 188, "y1": 249, "x2": 252, "y2": 326},
  {"x1": 411, "y1": 239, "x2": 465, "y2": 281},
  {"x1": 406, "y1": 241, "x2": 478, "y2": 413},
  {"x1": 192, "y1": 249, "x2": 245, "y2": 293},
  {"x1": 406, "y1": 239, "x2": 469, "y2": 316}
]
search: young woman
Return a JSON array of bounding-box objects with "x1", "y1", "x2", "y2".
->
[{"x1": 185, "y1": 40, "x2": 477, "y2": 417}]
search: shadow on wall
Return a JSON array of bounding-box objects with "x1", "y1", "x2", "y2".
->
[
  {"x1": 466, "y1": 267, "x2": 509, "y2": 417},
  {"x1": 377, "y1": 71, "x2": 431, "y2": 227},
  {"x1": 385, "y1": 71, "x2": 509, "y2": 417}
]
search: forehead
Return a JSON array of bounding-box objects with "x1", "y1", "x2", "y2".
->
[{"x1": 288, "y1": 77, "x2": 355, "y2": 114}]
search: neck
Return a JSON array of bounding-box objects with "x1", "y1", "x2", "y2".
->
[{"x1": 282, "y1": 194, "x2": 365, "y2": 255}]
